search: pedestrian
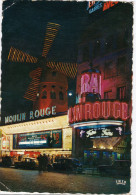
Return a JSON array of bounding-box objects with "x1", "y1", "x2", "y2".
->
[
  {"x1": 43, "y1": 154, "x2": 48, "y2": 171},
  {"x1": 37, "y1": 154, "x2": 43, "y2": 173},
  {"x1": 51, "y1": 155, "x2": 54, "y2": 165},
  {"x1": 61, "y1": 154, "x2": 64, "y2": 159}
]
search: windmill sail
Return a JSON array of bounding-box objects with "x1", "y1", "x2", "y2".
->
[
  {"x1": 46, "y1": 61, "x2": 77, "y2": 79},
  {"x1": 24, "y1": 67, "x2": 42, "y2": 101},
  {"x1": 42, "y1": 22, "x2": 60, "y2": 58},
  {"x1": 8, "y1": 47, "x2": 38, "y2": 63},
  {"x1": 7, "y1": 22, "x2": 77, "y2": 102}
]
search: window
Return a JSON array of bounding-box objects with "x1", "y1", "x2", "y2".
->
[
  {"x1": 83, "y1": 46, "x2": 89, "y2": 62},
  {"x1": 50, "y1": 91, "x2": 56, "y2": 99},
  {"x1": 117, "y1": 56, "x2": 127, "y2": 75},
  {"x1": 117, "y1": 86, "x2": 126, "y2": 100},
  {"x1": 42, "y1": 91, "x2": 47, "y2": 99},
  {"x1": 104, "y1": 91, "x2": 112, "y2": 99},
  {"x1": 59, "y1": 91, "x2": 64, "y2": 100},
  {"x1": 104, "y1": 60, "x2": 115, "y2": 79}
]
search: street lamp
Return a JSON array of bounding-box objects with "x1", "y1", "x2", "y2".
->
[{"x1": 68, "y1": 91, "x2": 73, "y2": 97}]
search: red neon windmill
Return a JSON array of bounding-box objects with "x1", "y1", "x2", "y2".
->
[{"x1": 7, "y1": 22, "x2": 77, "y2": 113}]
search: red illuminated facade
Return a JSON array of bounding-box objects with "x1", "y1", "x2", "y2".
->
[
  {"x1": 33, "y1": 67, "x2": 68, "y2": 114},
  {"x1": 69, "y1": 101, "x2": 129, "y2": 123},
  {"x1": 70, "y1": 3, "x2": 132, "y2": 160}
]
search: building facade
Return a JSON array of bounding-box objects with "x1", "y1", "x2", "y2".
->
[
  {"x1": 69, "y1": 2, "x2": 132, "y2": 162},
  {"x1": 0, "y1": 115, "x2": 72, "y2": 159}
]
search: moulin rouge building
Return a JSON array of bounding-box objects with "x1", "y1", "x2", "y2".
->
[
  {"x1": 0, "y1": 2, "x2": 132, "y2": 161},
  {"x1": 0, "y1": 68, "x2": 73, "y2": 158},
  {"x1": 0, "y1": 22, "x2": 77, "y2": 159},
  {"x1": 68, "y1": 2, "x2": 132, "y2": 161}
]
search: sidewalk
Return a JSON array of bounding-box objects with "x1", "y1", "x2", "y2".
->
[{"x1": 82, "y1": 167, "x2": 100, "y2": 175}]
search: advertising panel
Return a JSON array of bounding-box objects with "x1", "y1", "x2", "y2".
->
[
  {"x1": 1, "y1": 134, "x2": 10, "y2": 150},
  {"x1": 79, "y1": 125, "x2": 124, "y2": 139},
  {"x1": 13, "y1": 130, "x2": 62, "y2": 149}
]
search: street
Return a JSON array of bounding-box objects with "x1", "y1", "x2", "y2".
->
[{"x1": 0, "y1": 167, "x2": 130, "y2": 194}]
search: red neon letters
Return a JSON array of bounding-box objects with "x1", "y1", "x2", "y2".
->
[
  {"x1": 68, "y1": 101, "x2": 129, "y2": 123},
  {"x1": 81, "y1": 73, "x2": 101, "y2": 95},
  {"x1": 103, "y1": 1, "x2": 119, "y2": 11}
]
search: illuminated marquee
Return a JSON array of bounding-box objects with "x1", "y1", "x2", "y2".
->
[
  {"x1": 68, "y1": 101, "x2": 129, "y2": 124},
  {"x1": 13, "y1": 130, "x2": 62, "y2": 149},
  {"x1": 79, "y1": 125, "x2": 124, "y2": 139},
  {"x1": 5, "y1": 106, "x2": 56, "y2": 124}
]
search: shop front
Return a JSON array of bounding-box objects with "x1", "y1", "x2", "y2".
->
[
  {"x1": 68, "y1": 66, "x2": 131, "y2": 164},
  {"x1": 68, "y1": 100, "x2": 130, "y2": 164},
  {"x1": 71, "y1": 120, "x2": 128, "y2": 161},
  {"x1": 0, "y1": 115, "x2": 72, "y2": 160}
]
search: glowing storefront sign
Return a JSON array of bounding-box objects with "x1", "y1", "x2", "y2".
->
[
  {"x1": 4, "y1": 106, "x2": 56, "y2": 124},
  {"x1": 1, "y1": 134, "x2": 10, "y2": 150},
  {"x1": 13, "y1": 129, "x2": 62, "y2": 149},
  {"x1": 68, "y1": 101, "x2": 129, "y2": 124},
  {"x1": 79, "y1": 125, "x2": 124, "y2": 138}
]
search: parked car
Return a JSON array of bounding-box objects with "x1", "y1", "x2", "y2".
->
[
  {"x1": 15, "y1": 157, "x2": 39, "y2": 170},
  {"x1": 98, "y1": 160, "x2": 130, "y2": 176},
  {"x1": 53, "y1": 158, "x2": 83, "y2": 173}
]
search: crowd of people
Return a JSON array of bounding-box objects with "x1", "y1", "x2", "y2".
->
[
  {"x1": 0, "y1": 153, "x2": 117, "y2": 172},
  {"x1": 37, "y1": 154, "x2": 48, "y2": 171},
  {"x1": 37, "y1": 154, "x2": 71, "y2": 172}
]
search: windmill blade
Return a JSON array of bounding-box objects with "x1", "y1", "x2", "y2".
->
[
  {"x1": 42, "y1": 22, "x2": 60, "y2": 58},
  {"x1": 24, "y1": 67, "x2": 42, "y2": 101},
  {"x1": 8, "y1": 47, "x2": 38, "y2": 63},
  {"x1": 46, "y1": 61, "x2": 77, "y2": 79}
]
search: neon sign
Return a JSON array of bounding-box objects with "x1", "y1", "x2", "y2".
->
[
  {"x1": 4, "y1": 106, "x2": 56, "y2": 124},
  {"x1": 103, "y1": 1, "x2": 119, "y2": 11},
  {"x1": 87, "y1": 1, "x2": 119, "y2": 14},
  {"x1": 81, "y1": 73, "x2": 101, "y2": 95},
  {"x1": 68, "y1": 101, "x2": 129, "y2": 124}
]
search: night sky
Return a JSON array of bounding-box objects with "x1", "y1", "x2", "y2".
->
[
  {"x1": 1, "y1": 1, "x2": 132, "y2": 120},
  {"x1": 2, "y1": 0, "x2": 89, "y2": 118}
]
